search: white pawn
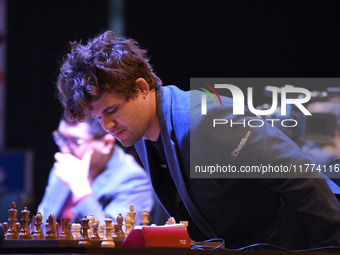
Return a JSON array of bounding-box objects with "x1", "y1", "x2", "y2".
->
[
  {"x1": 129, "y1": 205, "x2": 136, "y2": 226},
  {"x1": 87, "y1": 214, "x2": 95, "y2": 237},
  {"x1": 99, "y1": 223, "x2": 105, "y2": 240},
  {"x1": 101, "y1": 216, "x2": 115, "y2": 248},
  {"x1": 125, "y1": 213, "x2": 132, "y2": 236},
  {"x1": 141, "y1": 210, "x2": 150, "y2": 226},
  {"x1": 71, "y1": 223, "x2": 82, "y2": 240}
]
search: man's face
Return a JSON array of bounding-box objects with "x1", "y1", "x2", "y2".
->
[
  {"x1": 90, "y1": 90, "x2": 154, "y2": 147},
  {"x1": 56, "y1": 120, "x2": 96, "y2": 159}
]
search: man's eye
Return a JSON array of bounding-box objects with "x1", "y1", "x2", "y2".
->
[
  {"x1": 74, "y1": 138, "x2": 86, "y2": 145},
  {"x1": 108, "y1": 107, "x2": 117, "y2": 114}
]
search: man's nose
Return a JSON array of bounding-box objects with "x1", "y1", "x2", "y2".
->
[{"x1": 100, "y1": 115, "x2": 117, "y2": 132}]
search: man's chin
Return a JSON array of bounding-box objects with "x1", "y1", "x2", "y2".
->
[{"x1": 118, "y1": 137, "x2": 141, "y2": 147}]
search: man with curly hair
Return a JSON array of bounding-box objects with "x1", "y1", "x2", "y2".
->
[{"x1": 56, "y1": 30, "x2": 340, "y2": 249}]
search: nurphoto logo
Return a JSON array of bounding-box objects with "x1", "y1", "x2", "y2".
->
[{"x1": 200, "y1": 83, "x2": 312, "y2": 128}]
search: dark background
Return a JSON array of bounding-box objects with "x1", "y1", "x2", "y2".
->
[{"x1": 4, "y1": 0, "x2": 340, "y2": 214}]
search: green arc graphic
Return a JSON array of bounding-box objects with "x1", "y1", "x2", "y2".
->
[{"x1": 200, "y1": 88, "x2": 217, "y2": 105}]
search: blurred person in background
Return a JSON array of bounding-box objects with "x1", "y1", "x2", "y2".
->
[{"x1": 38, "y1": 115, "x2": 155, "y2": 225}]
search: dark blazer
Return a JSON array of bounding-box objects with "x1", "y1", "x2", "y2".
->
[{"x1": 135, "y1": 85, "x2": 340, "y2": 249}]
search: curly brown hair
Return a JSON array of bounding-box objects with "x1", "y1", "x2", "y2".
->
[{"x1": 57, "y1": 31, "x2": 162, "y2": 121}]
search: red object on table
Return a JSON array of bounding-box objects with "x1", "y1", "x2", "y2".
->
[{"x1": 122, "y1": 226, "x2": 191, "y2": 249}]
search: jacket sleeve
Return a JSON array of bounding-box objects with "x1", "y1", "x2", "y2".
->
[
  {"x1": 72, "y1": 171, "x2": 154, "y2": 224},
  {"x1": 72, "y1": 150, "x2": 154, "y2": 225},
  {"x1": 37, "y1": 167, "x2": 70, "y2": 223}
]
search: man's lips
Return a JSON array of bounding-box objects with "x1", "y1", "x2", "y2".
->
[{"x1": 111, "y1": 129, "x2": 125, "y2": 138}]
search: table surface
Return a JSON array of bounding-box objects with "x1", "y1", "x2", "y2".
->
[{"x1": 2, "y1": 239, "x2": 340, "y2": 255}]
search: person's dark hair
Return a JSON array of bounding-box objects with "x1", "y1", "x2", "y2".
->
[
  {"x1": 61, "y1": 114, "x2": 107, "y2": 139},
  {"x1": 57, "y1": 30, "x2": 162, "y2": 121}
]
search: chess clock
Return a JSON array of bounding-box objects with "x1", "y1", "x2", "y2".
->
[{"x1": 122, "y1": 226, "x2": 191, "y2": 249}]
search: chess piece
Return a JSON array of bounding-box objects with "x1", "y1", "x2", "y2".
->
[
  {"x1": 124, "y1": 213, "x2": 132, "y2": 236},
  {"x1": 56, "y1": 222, "x2": 60, "y2": 239},
  {"x1": 2, "y1": 222, "x2": 8, "y2": 235},
  {"x1": 32, "y1": 213, "x2": 44, "y2": 239},
  {"x1": 116, "y1": 214, "x2": 124, "y2": 230},
  {"x1": 113, "y1": 214, "x2": 125, "y2": 247},
  {"x1": 166, "y1": 217, "x2": 176, "y2": 225},
  {"x1": 15, "y1": 222, "x2": 21, "y2": 236},
  {"x1": 99, "y1": 224, "x2": 105, "y2": 240},
  {"x1": 90, "y1": 222, "x2": 100, "y2": 241},
  {"x1": 67, "y1": 223, "x2": 73, "y2": 239},
  {"x1": 141, "y1": 210, "x2": 150, "y2": 226},
  {"x1": 129, "y1": 205, "x2": 136, "y2": 227},
  {"x1": 18, "y1": 207, "x2": 31, "y2": 239},
  {"x1": 30, "y1": 215, "x2": 37, "y2": 236},
  {"x1": 71, "y1": 223, "x2": 82, "y2": 240},
  {"x1": 94, "y1": 220, "x2": 99, "y2": 236},
  {"x1": 113, "y1": 221, "x2": 125, "y2": 248},
  {"x1": 5, "y1": 202, "x2": 18, "y2": 239},
  {"x1": 44, "y1": 214, "x2": 58, "y2": 239},
  {"x1": 78, "y1": 216, "x2": 91, "y2": 246},
  {"x1": 180, "y1": 221, "x2": 189, "y2": 231},
  {"x1": 89, "y1": 222, "x2": 101, "y2": 247},
  {"x1": 101, "y1": 216, "x2": 115, "y2": 248},
  {"x1": 87, "y1": 214, "x2": 95, "y2": 237},
  {"x1": 60, "y1": 218, "x2": 72, "y2": 240}
]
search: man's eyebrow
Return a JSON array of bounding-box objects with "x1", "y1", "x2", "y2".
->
[{"x1": 91, "y1": 105, "x2": 117, "y2": 118}]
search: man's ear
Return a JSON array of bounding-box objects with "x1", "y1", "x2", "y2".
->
[
  {"x1": 135, "y1": 78, "x2": 150, "y2": 96},
  {"x1": 101, "y1": 134, "x2": 115, "y2": 154}
]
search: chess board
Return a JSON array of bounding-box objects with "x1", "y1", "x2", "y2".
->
[
  {"x1": 1, "y1": 201, "x2": 191, "y2": 250},
  {"x1": 1, "y1": 202, "x2": 149, "y2": 248}
]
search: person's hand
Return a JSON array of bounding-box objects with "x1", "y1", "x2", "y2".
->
[{"x1": 53, "y1": 150, "x2": 94, "y2": 202}]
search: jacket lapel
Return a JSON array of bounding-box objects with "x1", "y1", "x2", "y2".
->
[{"x1": 157, "y1": 87, "x2": 217, "y2": 239}]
